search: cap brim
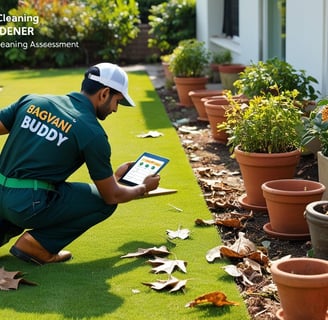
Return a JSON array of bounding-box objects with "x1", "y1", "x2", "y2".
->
[{"x1": 119, "y1": 93, "x2": 135, "y2": 107}]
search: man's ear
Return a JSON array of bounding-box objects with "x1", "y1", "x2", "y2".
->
[{"x1": 98, "y1": 87, "x2": 110, "y2": 102}]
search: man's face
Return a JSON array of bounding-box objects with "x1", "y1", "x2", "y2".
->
[{"x1": 96, "y1": 92, "x2": 124, "y2": 120}]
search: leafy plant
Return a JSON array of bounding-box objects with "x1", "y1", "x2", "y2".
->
[
  {"x1": 137, "y1": 0, "x2": 163, "y2": 23},
  {"x1": 302, "y1": 98, "x2": 328, "y2": 156},
  {"x1": 218, "y1": 87, "x2": 304, "y2": 153},
  {"x1": 211, "y1": 49, "x2": 232, "y2": 65},
  {"x1": 234, "y1": 57, "x2": 320, "y2": 101},
  {"x1": 148, "y1": 0, "x2": 196, "y2": 55},
  {"x1": 0, "y1": 0, "x2": 140, "y2": 67},
  {"x1": 169, "y1": 39, "x2": 211, "y2": 77}
]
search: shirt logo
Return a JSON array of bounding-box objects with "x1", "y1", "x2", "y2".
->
[{"x1": 19, "y1": 104, "x2": 73, "y2": 147}]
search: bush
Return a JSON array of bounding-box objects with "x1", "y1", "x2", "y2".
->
[
  {"x1": 0, "y1": 0, "x2": 140, "y2": 68},
  {"x1": 0, "y1": 0, "x2": 18, "y2": 22},
  {"x1": 137, "y1": 0, "x2": 163, "y2": 23},
  {"x1": 234, "y1": 57, "x2": 320, "y2": 101},
  {"x1": 148, "y1": 0, "x2": 196, "y2": 55},
  {"x1": 169, "y1": 39, "x2": 210, "y2": 77}
]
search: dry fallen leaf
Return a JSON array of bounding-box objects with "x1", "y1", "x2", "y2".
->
[
  {"x1": 120, "y1": 246, "x2": 170, "y2": 258},
  {"x1": 137, "y1": 131, "x2": 163, "y2": 138},
  {"x1": 0, "y1": 267, "x2": 37, "y2": 291},
  {"x1": 206, "y1": 232, "x2": 269, "y2": 264},
  {"x1": 229, "y1": 232, "x2": 257, "y2": 255},
  {"x1": 166, "y1": 227, "x2": 190, "y2": 240},
  {"x1": 206, "y1": 245, "x2": 222, "y2": 262},
  {"x1": 147, "y1": 257, "x2": 187, "y2": 274},
  {"x1": 142, "y1": 275, "x2": 187, "y2": 292},
  {"x1": 185, "y1": 291, "x2": 239, "y2": 308},
  {"x1": 195, "y1": 218, "x2": 215, "y2": 226}
]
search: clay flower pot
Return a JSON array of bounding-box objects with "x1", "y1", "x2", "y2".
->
[
  {"x1": 174, "y1": 76, "x2": 208, "y2": 107},
  {"x1": 305, "y1": 200, "x2": 328, "y2": 259},
  {"x1": 262, "y1": 179, "x2": 325, "y2": 240},
  {"x1": 218, "y1": 64, "x2": 245, "y2": 93},
  {"x1": 235, "y1": 147, "x2": 301, "y2": 211},
  {"x1": 271, "y1": 257, "x2": 328, "y2": 320},
  {"x1": 204, "y1": 96, "x2": 231, "y2": 143},
  {"x1": 188, "y1": 89, "x2": 224, "y2": 121},
  {"x1": 204, "y1": 95, "x2": 248, "y2": 143}
]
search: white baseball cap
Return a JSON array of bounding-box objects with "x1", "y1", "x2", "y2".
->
[{"x1": 87, "y1": 62, "x2": 135, "y2": 107}]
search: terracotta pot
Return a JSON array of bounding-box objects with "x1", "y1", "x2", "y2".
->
[
  {"x1": 271, "y1": 257, "x2": 328, "y2": 320},
  {"x1": 188, "y1": 89, "x2": 224, "y2": 121},
  {"x1": 234, "y1": 147, "x2": 301, "y2": 211},
  {"x1": 305, "y1": 200, "x2": 328, "y2": 259},
  {"x1": 318, "y1": 151, "x2": 328, "y2": 200},
  {"x1": 262, "y1": 179, "x2": 325, "y2": 239},
  {"x1": 204, "y1": 95, "x2": 248, "y2": 142},
  {"x1": 173, "y1": 76, "x2": 208, "y2": 107},
  {"x1": 161, "y1": 62, "x2": 174, "y2": 84},
  {"x1": 218, "y1": 64, "x2": 245, "y2": 93},
  {"x1": 204, "y1": 97, "x2": 230, "y2": 142}
]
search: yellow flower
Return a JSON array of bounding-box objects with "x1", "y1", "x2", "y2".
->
[{"x1": 321, "y1": 105, "x2": 328, "y2": 121}]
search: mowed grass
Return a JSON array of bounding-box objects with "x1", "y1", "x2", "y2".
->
[{"x1": 0, "y1": 68, "x2": 250, "y2": 320}]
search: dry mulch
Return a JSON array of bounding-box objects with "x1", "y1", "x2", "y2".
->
[{"x1": 157, "y1": 86, "x2": 318, "y2": 320}]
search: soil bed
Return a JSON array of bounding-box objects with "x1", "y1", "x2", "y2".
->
[{"x1": 157, "y1": 85, "x2": 319, "y2": 320}]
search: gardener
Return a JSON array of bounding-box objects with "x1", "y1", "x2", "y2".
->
[{"x1": 0, "y1": 62, "x2": 160, "y2": 265}]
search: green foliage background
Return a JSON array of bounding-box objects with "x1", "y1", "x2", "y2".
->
[{"x1": 0, "y1": 0, "x2": 140, "y2": 68}]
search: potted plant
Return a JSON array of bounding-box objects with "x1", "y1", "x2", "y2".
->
[
  {"x1": 271, "y1": 257, "x2": 328, "y2": 320},
  {"x1": 302, "y1": 98, "x2": 328, "y2": 199},
  {"x1": 218, "y1": 87, "x2": 304, "y2": 210},
  {"x1": 234, "y1": 58, "x2": 320, "y2": 109},
  {"x1": 262, "y1": 179, "x2": 325, "y2": 239},
  {"x1": 148, "y1": 0, "x2": 196, "y2": 89},
  {"x1": 218, "y1": 63, "x2": 245, "y2": 93},
  {"x1": 305, "y1": 200, "x2": 328, "y2": 259},
  {"x1": 169, "y1": 39, "x2": 211, "y2": 107},
  {"x1": 204, "y1": 93, "x2": 248, "y2": 142},
  {"x1": 160, "y1": 54, "x2": 174, "y2": 86},
  {"x1": 209, "y1": 49, "x2": 232, "y2": 83}
]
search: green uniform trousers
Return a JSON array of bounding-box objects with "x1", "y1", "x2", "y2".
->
[{"x1": 0, "y1": 182, "x2": 117, "y2": 253}]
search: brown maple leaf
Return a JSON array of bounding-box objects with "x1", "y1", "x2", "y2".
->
[
  {"x1": 0, "y1": 267, "x2": 37, "y2": 291},
  {"x1": 185, "y1": 291, "x2": 239, "y2": 308}
]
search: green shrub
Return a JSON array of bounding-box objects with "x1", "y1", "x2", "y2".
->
[
  {"x1": 0, "y1": 0, "x2": 18, "y2": 22},
  {"x1": 0, "y1": 0, "x2": 140, "y2": 68},
  {"x1": 234, "y1": 57, "x2": 320, "y2": 101},
  {"x1": 148, "y1": 0, "x2": 196, "y2": 55},
  {"x1": 169, "y1": 39, "x2": 210, "y2": 77},
  {"x1": 218, "y1": 88, "x2": 304, "y2": 153},
  {"x1": 137, "y1": 0, "x2": 163, "y2": 23}
]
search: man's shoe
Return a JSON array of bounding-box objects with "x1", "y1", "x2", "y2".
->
[{"x1": 10, "y1": 232, "x2": 72, "y2": 265}]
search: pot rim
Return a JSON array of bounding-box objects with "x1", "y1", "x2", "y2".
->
[
  {"x1": 305, "y1": 200, "x2": 328, "y2": 219},
  {"x1": 271, "y1": 257, "x2": 328, "y2": 285},
  {"x1": 262, "y1": 179, "x2": 326, "y2": 196},
  {"x1": 234, "y1": 145, "x2": 301, "y2": 158}
]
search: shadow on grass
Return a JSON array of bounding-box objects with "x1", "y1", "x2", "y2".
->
[
  {"x1": 0, "y1": 240, "x2": 173, "y2": 319},
  {"x1": 185, "y1": 304, "x2": 238, "y2": 318}
]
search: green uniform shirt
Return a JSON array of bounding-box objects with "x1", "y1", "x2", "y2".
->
[{"x1": 0, "y1": 92, "x2": 113, "y2": 183}]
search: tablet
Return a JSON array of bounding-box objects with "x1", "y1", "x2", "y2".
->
[{"x1": 119, "y1": 152, "x2": 169, "y2": 186}]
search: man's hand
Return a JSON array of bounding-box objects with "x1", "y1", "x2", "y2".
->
[
  {"x1": 143, "y1": 174, "x2": 160, "y2": 192},
  {"x1": 114, "y1": 161, "x2": 134, "y2": 180}
]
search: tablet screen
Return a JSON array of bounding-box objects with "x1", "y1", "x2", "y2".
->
[{"x1": 119, "y1": 152, "x2": 169, "y2": 186}]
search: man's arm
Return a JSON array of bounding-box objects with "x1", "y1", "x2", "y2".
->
[{"x1": 94, "y1": 174, "x2": 160, "y2": 205}]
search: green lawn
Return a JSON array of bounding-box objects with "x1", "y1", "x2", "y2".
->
[{"x1": 0, "y1": 68, "x2": 250, "y2": 320}]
